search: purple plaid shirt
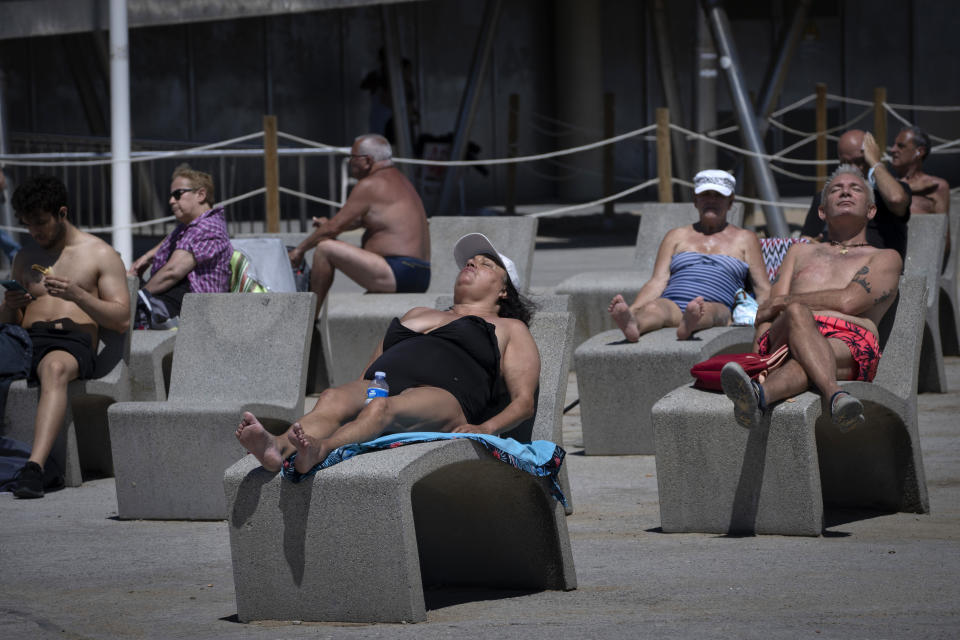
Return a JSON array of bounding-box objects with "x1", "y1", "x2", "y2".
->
[{"x1": 152, "y1": 205, "x2": 232, "y2": 293}]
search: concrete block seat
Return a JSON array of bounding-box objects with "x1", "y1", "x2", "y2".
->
[
  {"x1": 555, "y1": 203, "x2": 744, "y2": 350},
  {"x1": 2, "y1": 276, "x2": 138, "y2": 487},
  {"x1": 651, "y1": 275, "x2": 929, "y2": 536},
  {"x1": 575, "y1": 325, "x2": 755, "y2": 454},
  {"x1": 223, "y1": 311, "x2": 577, "y2": 623},
  {"x1": 128, "y1": 330, "x2": 176, "y2": 401},
  {"x1": 108, "y1": 292, "x2": 316, "y2": 520},
  {"x1": 904, "y1": 214, "x2": 949, "y2": 393},
  {"x1": 323, "y1": 215, "x2": 539, "y2": 386},
  {"x1": 938, "y1": 196, "x2": 960, "y2": 356}
]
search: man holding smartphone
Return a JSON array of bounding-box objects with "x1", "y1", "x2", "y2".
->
[{"x1": 0, "y1": 174, "x2": 130, "y2": 498}]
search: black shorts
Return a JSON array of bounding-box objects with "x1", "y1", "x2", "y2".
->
[{"x1": 27, "y1": 327, "x2": 96, "y2": 383}]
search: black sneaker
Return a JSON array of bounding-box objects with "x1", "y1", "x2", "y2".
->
[{"x1": 13, "y1": 461, "x2": 45, "y2": 499}]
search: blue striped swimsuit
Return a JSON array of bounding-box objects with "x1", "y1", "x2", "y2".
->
[{"x1": 660, "y1": 252, "x2": 749, "y2": 312}]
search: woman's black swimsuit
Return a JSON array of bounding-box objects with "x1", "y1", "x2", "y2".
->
[{"x1": 363, "y1": 315, "x2": 501, "y2": 424}]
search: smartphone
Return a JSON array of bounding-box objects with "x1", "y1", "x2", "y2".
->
[{"x1": 1, "y1": 279, "x2": 28, "y2": 293}]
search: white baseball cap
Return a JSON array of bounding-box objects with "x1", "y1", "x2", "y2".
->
[
  {"x1": 453, "y1": 233, "x2": 521, "y2": 290},
  {"x1": 693, "y1": 169, "x2": 736, "y2": 197}
]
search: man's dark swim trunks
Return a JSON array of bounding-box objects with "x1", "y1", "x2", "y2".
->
[
  {"x1": 756, "y1": 314, "x2": 881, "y2": 382},
  {"x1": 27, "y1": 327, "x2": 96, "y2": 382},
  {"x1": 383, "y1": 256, "x2": 430, "y2": 293}
]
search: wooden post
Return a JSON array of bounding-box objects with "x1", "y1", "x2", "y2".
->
[
  {"x1": 873, "y1": 86, "x2": 887, "y2": 152},
  {"x1": 263, "y1": 115, "x2": 280, "y2": 233},
  {"x1": 505, "y1": 93, "x2": 518, "y2": 215},
  {"x1": 656, "y1": 107, "x2": 673, "y2": 203},
  {"x1": 603, "y1": 92, "x2": 615, "y2": 217},
  {"x1": 815, "y1": 83, "x2": 827, "y2": 192}
]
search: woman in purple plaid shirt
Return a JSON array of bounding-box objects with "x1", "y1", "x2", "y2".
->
[{"x1": 129, "y1": 165, "x2": 232, "y2": 323}]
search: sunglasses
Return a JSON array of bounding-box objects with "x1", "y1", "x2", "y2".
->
[{"x1": 169, "y1": 188, "x2": 196, "y2": 200}]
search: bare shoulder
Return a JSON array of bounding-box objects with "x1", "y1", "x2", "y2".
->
[
  {"x1": 80, "y1": 232, "x2": 126, "y2": 270},
  {"x1": 868, "y1": 246, "x2": 903, "y2": 270}
]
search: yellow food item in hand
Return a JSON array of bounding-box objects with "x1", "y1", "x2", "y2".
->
[{"x1": 31, "y1": 264, "x2": 52, "y2": 276}]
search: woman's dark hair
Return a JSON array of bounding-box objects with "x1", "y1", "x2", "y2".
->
[{"x1": 498, "y1": 273, "x2": 536, "y2": 325}]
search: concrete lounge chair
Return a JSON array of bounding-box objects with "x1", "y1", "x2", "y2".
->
[
  {"x1": 939, "y1": 196, "x2": 960, "y2": 357},
  {"x1": 107, "y1": 291, "x2": 316, "y2": 520},
  {"x1": 651, "y1": 274, "x2": 929, "y2": 536},
  {"x1": 2, "y1": 276, "x2": 138, "y2": 487},
  {"x1": 554, "y1": 203, "x2": 744, "y2": 350},
  {"x1": 905, "y1": 213, "x2": 949, "y2": 393},
  {"x1": 222, "y1": 310, "x2": 577, "y2": 623},
  {"x1": 322, "y1": 216, "x2": 539, "y2": 386}
]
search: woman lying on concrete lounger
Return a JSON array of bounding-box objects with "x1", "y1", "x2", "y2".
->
[{"x1": 236, "y1": 233, "x2": 540, "y2": 476}]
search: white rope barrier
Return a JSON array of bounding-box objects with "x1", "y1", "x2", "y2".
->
[
  {"x1": 0, "y1": 131, "x2": 266, "y2": 167},
  {"x1": 277, "y1": 186, "x2": 343, "y2": 208},
  {"x1": 769, "y1": 163, "x2": 832, "y2": 182},
  {"x1": 669, "y1": 123, "x2": 834, "y2": 165},
  {"x1": 527, "y1": 178, "x2": 659, "y2": 218},
  {"x1": 882, "y1": 104, "x2": 953, "y2": 143},
  {"x1": 275, "y1": 131, "x2": 349, "y2": 153},
  {"x1": 885, "y1": 102, "x2": 960, "y2": 112},
  {"x1": 767, "y1": 105, "x2": 872, "y2": 139},
  {"x1": 390, "y1": 124, "x2": 657, "y2": 167},
  {"x1": 825, "y1": 93, "x2": 874, "y2": 107}
]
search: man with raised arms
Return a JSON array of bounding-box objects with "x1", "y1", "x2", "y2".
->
[
  {"x1": 287, "y1": 134, "x2": 431, "y2": 312},
  {"x1": 1, "y1": 174, "x2": 130, "y2": 498},
  {"x1": 721, "y1": 164, "x2": 902, "y2": 431},
  {"x1": 608, "y1": 169, "x2": 769, "y2": 341}
]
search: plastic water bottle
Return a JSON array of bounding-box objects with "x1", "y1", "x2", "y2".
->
[{"x1": 365, "y1": 371, "x2": 389, "y2": 404}]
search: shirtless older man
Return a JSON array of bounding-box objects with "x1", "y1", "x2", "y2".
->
[
  {"x1": 721, "y1": 164, "x2": 902, "y2": 432},
  {"x1": 1, "y1": 175, "x2": 130, "y2": 498},
  {"x1": 287, "y1": 134, "x2": 430, "y2": 309},
  {"x1": 608, "y1": 170, "x2": 769, "y2": 341},
  {"x1": 889, "y1": 126, "x2": 950, "y2": 215}
]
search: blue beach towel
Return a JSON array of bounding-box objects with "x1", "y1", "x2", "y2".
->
[{"x1": 281, "y1": 432, "x2": 568, "y2": 508}]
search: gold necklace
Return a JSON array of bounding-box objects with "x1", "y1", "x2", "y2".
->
[{"x1": 830, "y1": 240, "x2": 870, "y2": 255}]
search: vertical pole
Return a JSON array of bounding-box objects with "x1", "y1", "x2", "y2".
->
[
  {"x1": 263, "y1": 115, "x2": 280, "y2": 234},
  {"x1": 815, "y1": 83, "x2": 827, "y2": 192},
  {"x1": 381, "y1": 4, "x2": 414, "y2": 169},
  {"x1": 109, "y1": 0, "x2": 132, "y2": 265},
  {"x1": 603, "y1": 92, "x2": 615, "y2": 217},
  {"x1": 298, "y1": 155, "x2": 307, "y2": 232},
  {"x1": 873, "y1": 86, "x2": 887, "y2": 152},
  {"x1": 755, "y1": 0, "x2": 812, "y2": 136},
  {"x1": 656, "y1": 108, "x2": 673, "y2": 203},
  {"x1": 695, "y1": 8, "x2": 717, "y2": 171},
  {"x1": 505, "y1": 93, "x2": 518, "y2": 215},
  {"x1": 702, "y1": 0, "x2": 788, "y2": 237},
  {"x1": 436, "y1": 0, "x2": 503, "y2": 215},
  {"x1": 650, "y1": 0, "x2": 691, "y2": 199},
  {"x1": 0, "y1": 69, "x2": 13, "y2": 230}
]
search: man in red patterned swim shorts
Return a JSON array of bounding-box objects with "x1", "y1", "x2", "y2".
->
[{"x1": 721, "y1": 163, "x2": 902, "y2": 432}]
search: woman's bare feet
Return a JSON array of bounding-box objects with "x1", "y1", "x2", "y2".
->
[
  {"x1": 677, "y1": 296, "x2": 706, "y2": 340},
  {"x1": 236, "y1": 411, "x2": 283, "y2": 472},
  {"x1": 609, "y1": 294, "x2": 641, "y2": 342},
  {"x1": 287, "y1": 422, "x2": 332, "y2": 474}
]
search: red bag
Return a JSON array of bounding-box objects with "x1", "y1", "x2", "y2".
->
[{"x1": 690, "y1": 344, "x2": 789, "y2": 391}]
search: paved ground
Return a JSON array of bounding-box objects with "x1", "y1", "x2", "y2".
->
[{"x1": 2, "y1": 236, "x2": 960, "y2": 639}]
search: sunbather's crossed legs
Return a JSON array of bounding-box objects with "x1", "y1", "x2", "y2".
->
[
  {"x1": 608, "y1": 294, "x2": 730, "y2": 342},
  {"x1": 237, "y1": 382, "x2": 468, "y2": 475}
]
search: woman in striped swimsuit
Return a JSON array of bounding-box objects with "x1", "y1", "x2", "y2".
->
[{"x1": 609, "y1": 170, "x2": 771, "y2": 341}]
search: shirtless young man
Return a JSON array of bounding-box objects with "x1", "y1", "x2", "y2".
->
[
  {"x1": 238, "y1": 234, "x2": 539, "y2": 478},
  {"x1": 1, "y1": 175, "x2": 130, "y2": 498},
  {"x1": 287, "y1": 134, "x2": 430, "y2": 312},
  {"x1": 608, "y1": 170, "x2": 769, "y2": 342},
  {"x1": 721, "y1": 164, "x2": 902, "y2": 432}
]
